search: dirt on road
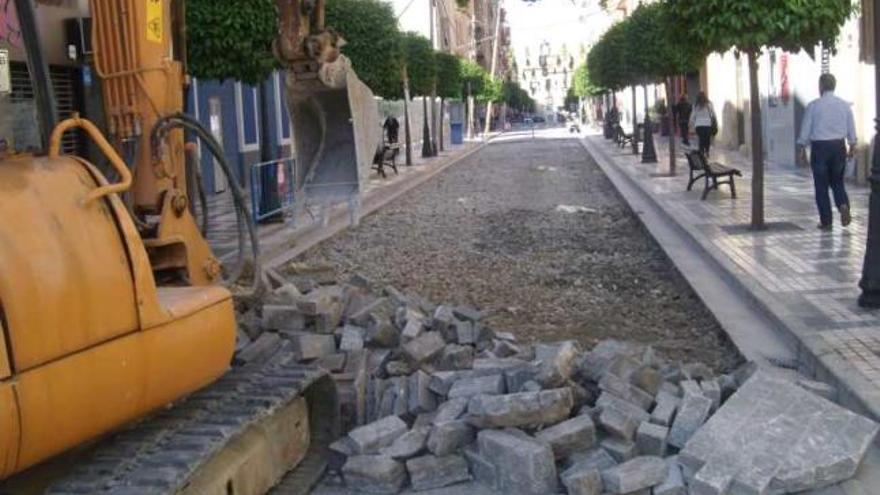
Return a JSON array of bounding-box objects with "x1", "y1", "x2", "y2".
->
[{"x1": 295, "y1": 131, "x2": 742, "y2": 372}]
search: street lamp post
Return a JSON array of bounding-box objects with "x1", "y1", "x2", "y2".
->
[
  {"x1": 641, "y1": 84, "x2": 658, "y2": 163},
  {"x1": 858, "y1": 0, "x2": 880, "y2": 308}
]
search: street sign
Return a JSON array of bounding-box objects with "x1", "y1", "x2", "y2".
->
[{"x1": 0, "y1": 50, "x2": 10, "y2": 94}]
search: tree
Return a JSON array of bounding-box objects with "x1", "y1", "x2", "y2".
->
[
  {"x1": 572, "y1": 63, "x2": 603, "y2": 99},
  {"x1": 460, "y1": 60, "x2": 487, "y2": 139},
  {"x1": 589, "y1": 19, "x2": 639, "y2": 154},
  {"x1": 625, "y1": 2, "x2": 706, "y2": 173},
  {"x1": 326, "y1": 0, "x2": 403, "y2": 99},
  {"x1": 435, "y1": 53, "x2": 462, "y2": 151},
  {"x1": 400, "y1": 32, "x2": 437, "y2": 159},
  {"x1": 186, "y1": 0, "x2": 277, "y2": 84},
  {"x1": 671, "y1": 0, "x2": 857, "y2": 228}
]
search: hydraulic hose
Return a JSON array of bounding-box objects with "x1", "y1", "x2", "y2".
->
[{"x1": 151, "y1": 113, "x2": 262, "y2": 295}]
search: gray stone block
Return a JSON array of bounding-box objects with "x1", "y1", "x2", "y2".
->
[
  {"x1": 408, "y1": 370, "x2": 437, "y2": 415},
  {"x1": 600, "y1": 437, "x2": 636, "y2": 463},
  {"x1": 435, "y1": 344, "x2": 475, "y2": 371},
  {"x1": 635, "y1": 422, "x2": 668, "y2": 457},
  {"x1": 681, "y1": 371, "x2": 879, "y2": 495},
  {"x1": 261, "y1": 304, "x2": 306, "y2": 332},
  {"x1": 536, "y1": 340, "x2": 580, "y2": 388},
  {"x1": 448, "y1": 374, "x2": 506, "y2": 399},
  {"x1": 667, "y1": 392, "x2": 712, "y2": 449},
  {"x1": 521, "y1": 380, "x2": 542, "y2": 392},
  {"x1": 389, "y1": 377, "x2": 409, "y2": 418},
  {"x1": 466, "y1": 388, "x2": 573, "y2": 428},
  {"x1": 317, "y1": 353, "x2": 347, "y2": 373},
  {"x1": 503, "y1": 364, "x2": 540, "y2": 393},
  {"x1": 599, "y1": 372, "x2": 654, "y2": 410},
  {"x1": 472, "y1": 357, "x2": 531, "y2": 373},
  {"x1": 380, "y1": 427, "x2": 429, "y2": 460},
  {"x1": 492, "y1": 339, "x2": 521, "y2": 358},
  {"x1": 463, "y1": 444, "x2": 497, "y2": 489},
  {"x1": 342, "y1": 455, "x2": 406, "y2": 494},
  {"x1": 649, "y1": 390, "x2": 679, "y2": 427},
  {"x1": 366, "y1": 319, "x2": 400, "y2": 349},
  {"x1": 598, "y1": 404, "x2": 639, "y2": 440},
  {"x1": 340, "y1": 325, "x2": 366, "y2": 352},
  {"x1": 630, "y1": 366, "x2": 662, "y2": 396},
  {"x1": 348, "y1": 298, "x2": 390, "y2": 327},
  {"x1": 700, "y1": 379, "x2": 722, "y2": 412},
  {"x1": 797, "y1": 377, "x2": 837, "y2": 401},
  {"x1": 477, "y1": 429, "x2": 558, "y2": 495},
  {"x1": 402, "y1": 331, "x2": 446, "y2": 364},
  {"x1": 534, "y1": 415, "x2": 596, "y2": 460},
  {"x1": 560, "y1": 465, "x2": 602, "y2": 495},
  {"x1": 384, "y1": 360, "x2": 412, "y2": 377},
  {"x1": 596, "y1": 392, "x2": 651, "y2": 422},
  {"x1": 348, "y1": 415, "x2": 409, "y2": 454},
  {"x1": 427, "y1": 420, "x2": 476, "y2": 456},
  {"x1": 455, "y1": 320, "x2": 477, "y2": 345},
  {"x1": 600, "y1": 456, "x2": 667, "y2": 494},
  {"x1": 406, "y1": 454, "x2": 471, "y2": 491},
  {"x1": 658, "y1": 380, "x2": 682, "y2": 398},
  {"x1": 428, "y1": 371, "x2": 461, "y2": 396},
  {"x1": 400, "y1": 317, "x2": 424, "y2": 343},
  {"x1": 452, "y1": 306, "x2": 482, "y2": 322},
  {"x1": 494, "y1": 331, "x2": 517, "y2": 342},
  {"x1": 412, "y1": 412, "x2": 437, "y2": 429},
  {"x1": 653, "y1": 456, "x2": 685, "y2": 495},
  {"x1": 234, "y1": 332, "x2": 281, "y2": 365},
  {"x1": 432, "y1": 397, "x2": 469, "y2": 425},
  {"x1": 679, "y1": 379, "x2": 703, "y2": 398},
  {"x1": 291, "y1": 333, "x2": 336, "y2": 361},
  {"x1": 564, "y1": 448, "x2": 617, "y2": 472},
  {"x1": 432, "y1": 305, "x2": 458, "y2": 341},
  {"x1": 395, "y1": 306, "x2": 424, "y2": 331}
]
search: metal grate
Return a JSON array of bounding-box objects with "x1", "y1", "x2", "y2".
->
[{"x1": 9, "y1": 61, "x2": 83, "y2": 155}]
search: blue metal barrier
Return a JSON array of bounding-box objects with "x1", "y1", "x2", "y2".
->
[{"x1": 249, "y1": 157, "x2": 296, "y2": 224}]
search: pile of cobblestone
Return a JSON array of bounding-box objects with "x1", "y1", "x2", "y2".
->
[{"x1": 235, "y1": 267, "x2": 879, "y2": 495}]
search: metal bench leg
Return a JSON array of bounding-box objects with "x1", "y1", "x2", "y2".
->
[{"x1": 728, "y1": 174, "x2": 737, "y2": 198}]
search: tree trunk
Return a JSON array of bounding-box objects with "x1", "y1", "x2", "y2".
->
[
  {"x1": 748, "y1": 51, "x2": 765, "y2": 229},
  {"x1": 631, "y1": 86, "x2": 639, "y2": 155},
  {"x1": 439, "y1": 97, "x2": 445, "y2": 152},
  {"x1": 666, "y1": 78, "x2": 676, "y2": 175},
  {"x1": 467, "y1": 82, "x2": 474, "y2": 140},
  {"x1": 484, "y1": 0, "x2": 502, "y2": 136},
  {"x1": 422, "y1": 96, "x2": 432, "y2": 158},
  {"x1": 403, "y1": 66, "x2": 413, "y2": 166},
  {"x1": 430, "y1": 85, "x2": 438, "y2": 156}
]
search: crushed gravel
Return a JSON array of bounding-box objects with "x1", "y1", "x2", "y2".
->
[{"x1": 294, "y1": 132, "x2": 742, "y2": 372}]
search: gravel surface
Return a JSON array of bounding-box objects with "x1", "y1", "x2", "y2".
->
[{"x1": 294, "y1": 129, "x2": 742, "y2": 371}]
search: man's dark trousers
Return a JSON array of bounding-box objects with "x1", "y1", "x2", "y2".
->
[{"x1": 810, "y1": 139, "x2": 849, "y2": 226}]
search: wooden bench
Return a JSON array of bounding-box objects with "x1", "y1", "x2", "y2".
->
[
  {"x1": 685, "y1": 150, "x2": 741, "y2": 200},
  {"x1": 372, "y1": 142, "x2": 399, "y2": 179},
  {"x1": 614, "y1": 124, "x2": 633, "y2": 148}
]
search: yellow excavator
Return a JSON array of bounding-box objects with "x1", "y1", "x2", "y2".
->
[{"x1": 0, "y1": 0, "x2": 378, "y2": 492}]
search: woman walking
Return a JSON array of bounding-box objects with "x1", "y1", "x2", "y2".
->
[{"x1": 689, "y1": 91, "x2": 717, "y2": 157}]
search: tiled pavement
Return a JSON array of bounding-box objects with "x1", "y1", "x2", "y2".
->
[{"x1": 583, "y1": 133, "x2": 880, "y2": 421}]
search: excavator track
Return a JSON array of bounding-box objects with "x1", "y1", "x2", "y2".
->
[{"x1": 44, "y1": 345, "x2": 338, "y2": 495}]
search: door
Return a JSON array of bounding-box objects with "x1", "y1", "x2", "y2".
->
[{"x1": 208, "y1": 97, "x2": 228, "y2": 193}]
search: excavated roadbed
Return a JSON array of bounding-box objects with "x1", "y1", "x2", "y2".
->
[{"x1": 294, "y1": 131, "x2": 741, "y2": 372}]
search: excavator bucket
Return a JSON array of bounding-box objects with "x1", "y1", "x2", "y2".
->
[{"x1": 282, "y1": 58, "x2": 381, "y2": 206}]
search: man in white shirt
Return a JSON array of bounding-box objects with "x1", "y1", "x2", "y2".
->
[{"x1": 797, "y1": 73, "x2": 856, "y2": 230}]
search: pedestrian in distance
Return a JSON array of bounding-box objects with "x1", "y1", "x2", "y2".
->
[
  {"x1": 383, "y1": 116, "x2": 400, "y2": 144},
  {"x1": 797, "y1": 73, "x2": 856, "y2": 231},
  {"x1": 689, "y1": 91, "x2": 717, "y2": 157},
  {"x1": 674, "y1": 94, "x2": 692, "y2": 146}
]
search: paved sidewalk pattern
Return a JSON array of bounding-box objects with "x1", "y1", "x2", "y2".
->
[{"x1": 584, "y1": 134, "x2": 880, "y2": 419}]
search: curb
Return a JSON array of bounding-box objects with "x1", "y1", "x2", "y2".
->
[{"x1": 581, "y1": 135, "x2": 880, "y2": 422}]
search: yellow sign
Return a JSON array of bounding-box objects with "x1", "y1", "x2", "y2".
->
[{"x1": 146, "y1": 0, "x2": 163, "y2": 43}]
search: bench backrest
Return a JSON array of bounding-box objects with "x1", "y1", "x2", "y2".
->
[{"x1": 685, "y1": 151, "x2": 707, "y2": 171}]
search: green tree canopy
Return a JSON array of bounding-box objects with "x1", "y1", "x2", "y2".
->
[
  {"x1": 186, "y1": 0, "x2": 277, "y2": 83},
  {"x1": 502, "y1": 80, "x2": 534, "y2": 112},
  {"x1": 669, "y1": 0, "x2": 857, "y2": 55},
  {"x1": 477, "y1": 77, "x2": 502, "y2": 103},
  {"x1": 459, "y1": 59, "x2": 487, "y2": 96},
  {"x1": 586, "y1": 21, "x2": 632, "y2": 91},
  {"x1": 327, "y1": 0, "x2": 403, "y2": 98},
  {"x1": 436, "y1": 53, "x2": 463, "y2": 99},
  {"x1": 400, "y1": 32, "x2": 436, "y2": 96},
  {"x1": 627, "y1": 2, "x2": 705, "y2": 83},
  {"x1": 572, "y1": 63, "x2": 603, "y2": 98}
]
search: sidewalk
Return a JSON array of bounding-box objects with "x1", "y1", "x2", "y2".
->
[
  {"x1": 582, "y1": 132, "x2": 880, "y2": 422},
  {"x1": 206, "y1": 137, "x2": 490, "y2": 269}
]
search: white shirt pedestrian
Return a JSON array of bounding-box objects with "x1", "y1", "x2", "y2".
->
[{"x1": 797, "y1": 91, "x2": 856, "y2": 147}]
